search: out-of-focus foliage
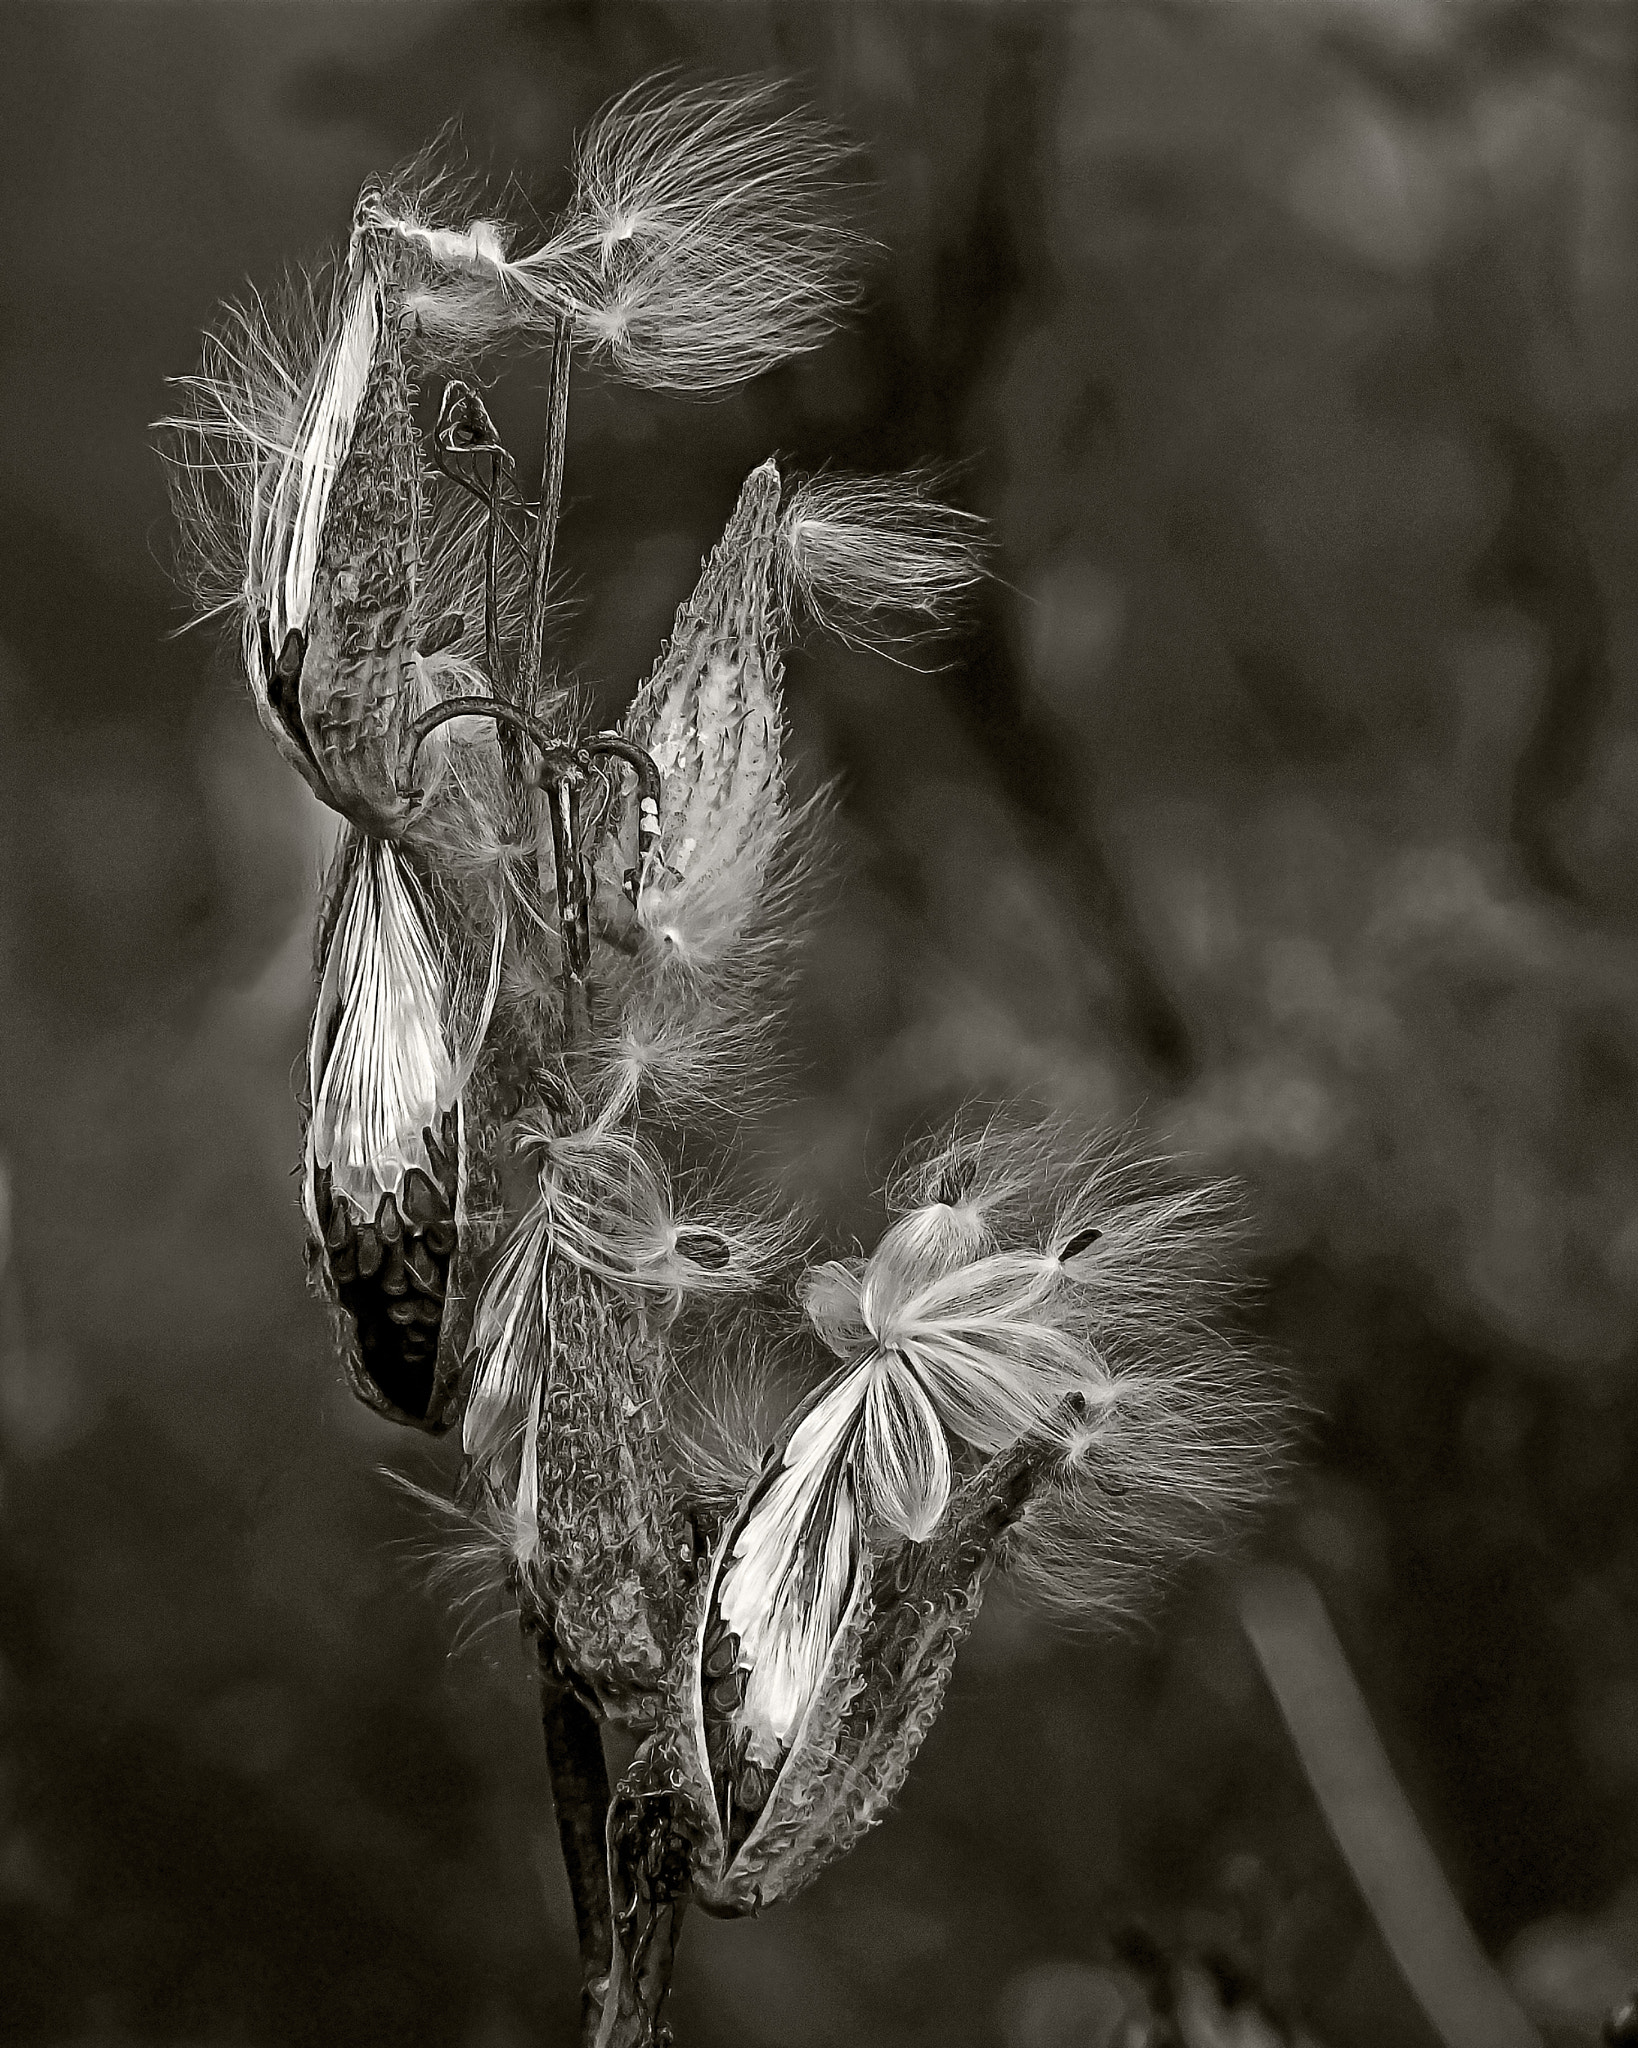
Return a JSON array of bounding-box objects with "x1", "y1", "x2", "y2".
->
[{"x1": 2, "y1": 4, "x2": 1636, "y2": 2046}]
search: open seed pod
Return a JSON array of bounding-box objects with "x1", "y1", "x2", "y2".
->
[
  {"x1": 303, "y1": 829, "x2": 505, "y2": 1430},
  {"x1": 245, "y1": 232, "x2": 434, "y2": 836},
  {"x1": 609, "y1": 1404, "x2": 1066, "y2": 1921},
  {"x1": 167, "y1": 196, "x2": 529, "y2": 851}
]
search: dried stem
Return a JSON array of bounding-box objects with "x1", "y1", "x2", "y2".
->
[
  {"x1": 520, "y1": 314, "x2": 573, "y2": 720},
  {"x1": 538, "y1": 1645, "x2": 615, "y2": 2048}
]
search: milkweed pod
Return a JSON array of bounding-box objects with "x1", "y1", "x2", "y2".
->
[
  {"x1": 617, "y1": 1422, "x2": 1059, "y2": 1917},
  {"x1": 164, "y1": 240, "x2": 514, "y2": 840},
  {"x1": 621, "y1": 461, "x2": 792, "y2": 975},
  {"x1": 304, "y1": 831, "x2": 503, "y2": 1429},
  {"x1": 651, "y1": 1180, "x2": 1133, "y2": 1864},
  {"x1": 462, "y1": 1204, "x2": 694, "y2": 1726},
  {"x1": 229, "y1": 211, "x2": 502, "y2": 838}
]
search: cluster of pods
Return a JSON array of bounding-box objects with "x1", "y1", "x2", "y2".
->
[{"x1": 164, "y1": 78, "x2": 1283, "y2": 2045}]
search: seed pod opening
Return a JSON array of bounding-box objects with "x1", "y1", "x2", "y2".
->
[
  {"x1": 626, "y1": 1420, "x2": 1056, "y2": 1917},
  {"x1": 304, "y1": 832, "x2": 502, "y2": 1428}
]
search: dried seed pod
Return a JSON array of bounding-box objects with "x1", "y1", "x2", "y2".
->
[
  {"x1": 620, "y1": 460, "x2": 791, "y2": 979},
  {"x1": 162, "y1": 213, "x2": 526, "y2": 856},
  {"x1": 303, "y1": 830, "x2": 503, "y2": 1429},
  {"x1": 613, "y1": 1423, "x2": 1056, "y2": 1918},
  {"x1": 461, "y1": 1192, "x2": 693, "y2": 1726}
]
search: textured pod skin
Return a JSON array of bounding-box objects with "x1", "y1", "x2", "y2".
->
[
  {"x1": 520, "y1": 1262, "x2": 695, "y2": 1729},
  {"x1": 611, "y1": 1427, "x2": 1052, "y2": 1917},
  {"x1": 621, "y1": 460, "x2": 788, "y2": 963},
  {"x1": 294, "y1": 290, "x2": 426, "y2": 837}
]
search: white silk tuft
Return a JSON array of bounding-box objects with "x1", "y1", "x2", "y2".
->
[
  {"x1": 709, "y1": 1343, "x2": 954, "y2": 1768},
  {"x1": 308, "y1": 839, "x2": 500, "y2": 1215},
  {"x1": 710, "y1": 1120, "x2": 1279, "y2": 1765},
  {"x1": 778, "y1": 472, "x2": 985, "y2": 649},
  {"x1": 463, "y1": 1205, "x2": 551, "y2": 1470},
  {"x1": 714, "y1": 1371, "x2": 864, "y2": 1766}
]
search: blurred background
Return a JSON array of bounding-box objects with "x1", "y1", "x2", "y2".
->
[{"x1": 4, "y1": 3, "x2": 1638, "y2": 2044}]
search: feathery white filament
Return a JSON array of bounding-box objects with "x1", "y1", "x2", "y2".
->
[
  {"x1": 712, "y1": 1346, "x2": 951, "y2": 1768},
  {"x1": 463, "y1": 1208, "x2": 554, "y2": 1577},
  {"x1": 808, "y1": 1199, "x2": 1123, "y2": 1462},
  {"x1": 715, "y1": 1373, "x2": 862, "y2": 1765},
  {"x1": 310, "y1": 841, "x2": 464, "y2": 1213},
  {"x1": 464, "y1": 1208, "x2": 551, "y2": 1468},
  {"x1": 517, "y1": 1121, "x2": 782, "y2": 1296},
  {"x1": 858, "y1": 1352, "x2": 951, "y2": 1539},
  {"x1": 387, "y1": 217, "x2": 509, "y2": 272},
  {"x1": 512, "y1": 1379, "x2": 544, "y2": 1572},
  {"x1": 778, "y1": 474, "x2": 985, "y2": 648},
  {"x1": 507, "y1": 79, "x2": 861, "y2": 392},
  {"x1": 250, "y1": 278, "x2": 381, "y2": 652}
]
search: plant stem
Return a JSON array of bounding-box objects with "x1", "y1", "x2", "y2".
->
[
  {"x1": 520, "y1": 314, "x2": 573, "y2": 720},
  {"x1": 538, "y1": 1645, "x2": 614, "y2": 2048}
]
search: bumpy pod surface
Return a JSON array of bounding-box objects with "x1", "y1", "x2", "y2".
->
[
  {"x1": 530, "y1": 1263, "x2": 694, "y2": 1726},
  {"x1": 621, "y1": 460, "x2": 790, "y2": 979}
]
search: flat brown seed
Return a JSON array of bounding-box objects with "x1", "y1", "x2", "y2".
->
[
  {"x1": 707, "y1": 1671, "x2": 745, "y2": 1713},
  {"x1": 400, "y1": 1169, "x2": 442, "y2": 1226},
  {"x1": 425, "y1": 1114, "x2": 460, "y2": 1193},
  {"x1": 675, "y1": 1230, "x2": 731, "y2": 1270},
  {"x1": 375, "y1": 1199, "x2": 403, "y2": 1245},
  {"x1": 405, "y1": 1236, "x2": 439, "y2": 1281},
  {"x1": 356, "y1": 1228, "x2": 383, "y2": 1278}
]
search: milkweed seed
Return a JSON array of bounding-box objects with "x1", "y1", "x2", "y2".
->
[
  {"x1": 703, "y1": 1631, "x2": 739, "y2": 1680},
  {"x1": 708, "y1": 1670, "x2": 746, "y2": 1713},
  {"x1": 380, "y1": 1240, "x2": 408, "y2": 1296}
]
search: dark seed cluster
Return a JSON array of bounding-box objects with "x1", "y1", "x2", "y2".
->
[
  {"x1": 700, "y1": 1612, "x2": 777, "y2": 1853},
  {"x1": 312, "y1": 1108, "x2": 460, "y2": 1420}
]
